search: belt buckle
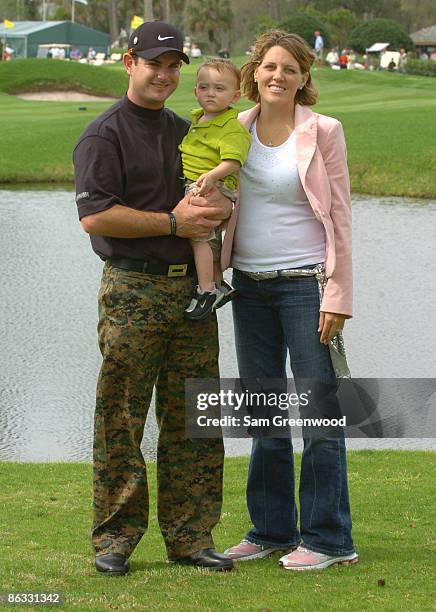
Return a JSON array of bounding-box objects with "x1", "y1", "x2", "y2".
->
[{"x1": 168, "y1": 263, "x2": 188, "y2": 277}]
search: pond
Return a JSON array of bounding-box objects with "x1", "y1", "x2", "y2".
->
[{"x1": 0, "y1": 189, "x2": 435, "y2": 461}]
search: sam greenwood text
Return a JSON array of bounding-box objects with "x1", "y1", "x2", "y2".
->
[{"x1": 197, "y1": 415, "x2": 347, "y2": 427}]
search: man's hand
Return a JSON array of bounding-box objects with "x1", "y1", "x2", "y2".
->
[
  {"x1": 190, "y1": 185, "x2": 233, "y2": 221},
  {"x1": 318, "y1": 311, "x2": 346, "y2": 345},
  {"x1": 172, "y1": 194, "x2": 221, "y2": 239}
]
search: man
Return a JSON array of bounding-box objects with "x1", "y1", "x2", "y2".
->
[
  {"x1": 73, "y1": 21, "x2": 234, "y2": 575},
  {"x1": 314, "y1": 30, "x2": 324, "y2": 65},
  {"x1": 398, "y1": 48, "x2": 407, "y2": 73}
]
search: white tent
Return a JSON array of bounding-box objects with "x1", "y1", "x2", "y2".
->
[{"x1": 366, "y1": 42, "x2": 390, "y2": 53}]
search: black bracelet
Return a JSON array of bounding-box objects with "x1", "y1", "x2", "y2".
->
[{"x1": 168, "y1": 212, "x2": 177, "y2": 236}]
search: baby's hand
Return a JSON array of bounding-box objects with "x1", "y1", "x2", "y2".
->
[{"x1": 196, "y1": 172, "x2": 216, "y2": 196}]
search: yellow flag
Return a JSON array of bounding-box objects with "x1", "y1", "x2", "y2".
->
[
  {"x1": 130, "y1": 15, "x2": 144, "y2": 31},
  {"x1": 3, "y1": 19, "x2": 14, "y2": 29}
]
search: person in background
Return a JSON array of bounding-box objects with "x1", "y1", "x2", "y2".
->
[
  {"x1": 314, "y1": 30, "x2": 324, "y2": 65},
  {"x1": 363, "y1": 53, "x2": 372, "y2": 70},
  {"x1": 218, "y1": 48, "x2": 230, "y2": 59},
  {"x1": 339, "y1": 49, "x2": 348, "y2": 69},
  {"x1": 70, "y1": 48, "x2": 82, "y2": 61},
  {"x1": 222, "y1": 29, "x2": 358, "y2": 572},
  {"x1": 190, "y1": 43, "x2": 202, "y2": 58},
  {"x1": 87, "y1": 47, "x2": 96, "y2": 61},
  {"x1": 325, "y1": 48, "x2": 339, "y2": 67},
  {"x1": 119, "y1": 27, "x2": 128, "y2": 46},
  {"x1": 4, "y1": 46, "x2": 14, "y2": 60},
  {"x1": 347, "y1": 49, "x2": 356, "y2": 69},
  {"x1": 398, "y1": 48, "x2": 408, "y2": 73}
]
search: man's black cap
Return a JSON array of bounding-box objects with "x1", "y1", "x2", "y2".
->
[{"x1": 128, "y1": 21, "x2": 189, "y2": 64}]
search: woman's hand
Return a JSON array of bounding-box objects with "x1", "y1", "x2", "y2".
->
[{"x1": 318, "y1": 311, "x2": 346, "y2": 345}]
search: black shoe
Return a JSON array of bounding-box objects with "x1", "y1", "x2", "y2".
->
[
  {"x1": 169, "y1": 548, "x2": 234, "y2": 571},
  {"x1": 184, "y1": 287, "x2": 223, "y2": 320},
  {"x1": 95, "y1": 553, "x2": 129, "y2": 576}
]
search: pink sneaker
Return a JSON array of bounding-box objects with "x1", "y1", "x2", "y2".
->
[
  {"x1": 224, "y1": 539, "x2": 288, "y2": 561},
  {"x1": 279, "y1": 546, "x2": 359, "y2": 571}
]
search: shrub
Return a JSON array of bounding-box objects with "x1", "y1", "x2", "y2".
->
[
  {"x1": 279, "y1": 12, "x2": 331, "y2": 49},
  {"x1": 348, "y1": 18, "x2": 414, "y2": 54},
  {"x1": 253, "y1": 15, "x2": 279, "y2": 36},
  {"x1": 405, "y1": 59, "x2": 436, "y2": 77}
]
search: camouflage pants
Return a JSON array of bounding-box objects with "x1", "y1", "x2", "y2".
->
[{"x1": 92, "y1": 263, "x2": 224, "y2": 559}]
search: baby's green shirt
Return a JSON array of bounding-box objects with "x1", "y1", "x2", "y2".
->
[{"x1": 179, "y1": 107, "x2": 252, "y2": 190}]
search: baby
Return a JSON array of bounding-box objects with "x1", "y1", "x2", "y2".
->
[{"x1": 179, "y1": 58, "x2": 251, "y2": 320}]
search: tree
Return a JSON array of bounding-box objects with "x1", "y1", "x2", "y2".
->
[
  {"x1": 399, "y1": 0, "x2": 436, "y2": 31},
  {"x1": 325, "y1": 8, "x2": 359, "y2": 49},
  {"x1": 279, "y1": 12, "x2": 331, "y2": 48},
  {"x1": 253, "y1": 15, "x2": 279, "y2": 36},
  {"x1": 109, "y1": 0, "x2": 119, "y2": 43},
  {"x1": 169, "y1": 0, "x2": 185, "y2": 28},
  {"x1": 144, "y1": 0, "x2": 153, "y2": 21},
  {"x1": 335, "y1": 0, "x2": 382, "y2": 19},
  {"x1": 348, "y1": 18, "x2": 414, "y2": 53},
  {"x1": 184, "y1": 0, "x2": 234, "y2": 51},
  {"x1": 23, "y1": 0, "x2": 39, "y2": 19},
  {"x1": 0, "y1": 0, "x2": 16, "y2": 20}
]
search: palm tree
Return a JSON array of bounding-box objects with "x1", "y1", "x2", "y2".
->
[
  {"x1": 144, "y1": 0, "x2": 153, "y2": 21},
  {"x1": 184, "y1": 0, "x2": 233, "y2": 50}
]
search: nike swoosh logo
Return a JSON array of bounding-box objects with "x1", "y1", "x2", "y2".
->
[{"x1": 158, "y1": 35, "x2": 175, "y2": 41}]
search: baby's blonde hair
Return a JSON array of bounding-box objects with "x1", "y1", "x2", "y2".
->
[{"x1": 197, "y1": 59, "x2": 241, "y2": 88}]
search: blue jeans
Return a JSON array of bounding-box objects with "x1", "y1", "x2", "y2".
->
[{"x1": 232, "y1": 268, "x2": 355, "y2": 556}]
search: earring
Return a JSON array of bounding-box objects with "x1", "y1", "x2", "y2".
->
[{"x1": 254, "y1": 78, "x2": 258, "y2": 83}]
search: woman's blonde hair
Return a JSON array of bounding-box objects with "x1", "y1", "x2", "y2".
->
[{"x1": 241, "y1": 30, "x2": 318, "y2": 106}]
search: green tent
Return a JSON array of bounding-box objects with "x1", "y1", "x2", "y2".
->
[{"x1": 0, "y1": 21, "x2": 110, "y2": 59}]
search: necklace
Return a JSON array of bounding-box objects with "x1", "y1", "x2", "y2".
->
[{"x1": 256, "y1": 119, "x2": 293, "y2": 147}]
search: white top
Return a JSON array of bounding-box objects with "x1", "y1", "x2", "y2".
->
[{"x1": 232, "y1": 120, "x2": 326, "y2": 272}]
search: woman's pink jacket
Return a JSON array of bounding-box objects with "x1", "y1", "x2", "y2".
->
[{"x1": 221, "y1": 104, "x2": 353, "y2": 317}]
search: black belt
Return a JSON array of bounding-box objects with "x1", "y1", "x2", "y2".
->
[{"x1": 108, "y1": 257, "x2": 195, "y2": 277}]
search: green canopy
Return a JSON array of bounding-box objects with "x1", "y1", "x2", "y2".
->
[{"x1": 0, "y1": 21, "x2": 110, "y2": 59}]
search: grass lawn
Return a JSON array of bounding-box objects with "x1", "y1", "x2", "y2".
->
[
  {"x1": 0, "y1": 59, "x2": 435, "y2": 196},
  {"x1": 0, "y1": 451, "x2": 434, "y2": 611}
]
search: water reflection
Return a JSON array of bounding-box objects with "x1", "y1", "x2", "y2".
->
[{"x1": 0, "y1": 189, "x2": 435, "y2": 461}]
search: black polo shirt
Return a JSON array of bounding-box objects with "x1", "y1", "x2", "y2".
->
[{"x1": 73, "y1": 95, "x2": 191, "y2": 263}]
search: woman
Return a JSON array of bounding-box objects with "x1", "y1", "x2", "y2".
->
[{"x1": 221, "y1": 31, "x2": 358, "y2": 571}]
